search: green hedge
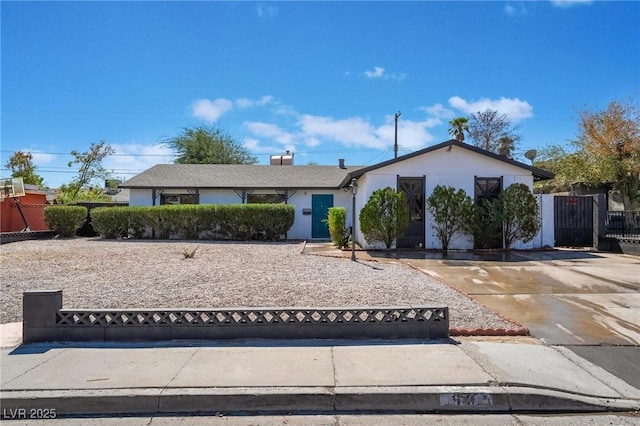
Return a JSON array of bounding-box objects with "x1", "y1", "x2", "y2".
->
[
  {"x1": 90, "y1": 203, "x2": 295, "y2": 241},
  {"x1": 90, "y1": 207, "x2": 131, "y2": 239},
  {"x1": 44, "y1": 205, "x2": 88, "y2": 237}
]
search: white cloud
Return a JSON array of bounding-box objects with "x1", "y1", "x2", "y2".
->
[
  {"x1": 242, "y1": 137, "x2": 281, "y2": 154},
  {"x1": 505, "y1": 3, "x2": 528, "y2": 16},
  {"x1": 421, "y1": 103, "x2": 455, "y2": 120},
  {"x1": 299, "y1": 115, "x2": 384, "y2": 149},
  {"x1": 551, "y1": 0, "x2": 592, "y2": 8},
  {"x1": 245, "y1": 121, "x2": 295, "y2": 146},
  {"x1": 273, "y1": 103, "x2": 298, "y2": 116},
  {"x1": 192, "y1": 98, "x2": 234, "y2": 123},
  {"x1": 304, "y1": 137, "x2": 321, "y2": 148},
  {"x1": 256, "y1": 3, "x2": 278, "y2": 18},
  {"x1": 235, "y1": 95, "x2": 274, "y2": 108},
  {"x1": 364, "y1": 66, "x2": 386, "y2": 78},
  {"x1": 297, "y1": 114, "x2": 434, "y2": 151},
  {"x1": 448, "y1": 96, "x2": 534, "y2": 122},
  {"x1": 19, "y1": 149, "x2": 57, "y2": 165},
  {"x1": 104, "y1": 143, "x2": 174, "y2": 177},
  {"x1": 363, "y1": 66, "x2": 406, "y2": 81}
]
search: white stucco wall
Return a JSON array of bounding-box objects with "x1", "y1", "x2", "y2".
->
[
  {"x1": 286, "y1": 190, "x2": 352, "y2": 240},
  {"x1": 129, "y1": 189, "x2": 153, "y2": 206},
  {"x1": 353, "y1": 145, "x2": 540, "y2": 250}
]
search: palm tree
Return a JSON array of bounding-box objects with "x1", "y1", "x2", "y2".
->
[
  {"x1": 448, "y1": 117, "x2": 469, "y2": 142},
  {"x1": 497, "y1": 135, "x2": 516, "y2": 159}
]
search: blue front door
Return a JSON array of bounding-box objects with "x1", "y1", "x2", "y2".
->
[{"x1": 311, "y1": 194, "x2": 333, "y2": 239}]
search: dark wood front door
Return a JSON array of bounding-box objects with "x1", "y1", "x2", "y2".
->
[{"x1": 397, "y1": 177, "x2": 425, "y2": 248}]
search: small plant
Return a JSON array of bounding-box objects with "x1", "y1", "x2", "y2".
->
[
  {"x1": 182, "y1": 247, "x2": 198, "y2": 259},
  {"x1": 324, "y1": 207, "x2": 349, "y2": 248}
]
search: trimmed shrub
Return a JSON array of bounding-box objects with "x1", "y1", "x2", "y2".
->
[
  {"x1": 90, "y1": 206, "x2": 130, "y2": 239},
  {"x1": 468, "y1": 202, "x2": 502, "y2": 249},
  {"x1": 44, "y1": 205, "x2": 87, "y2": 237},
  {"x1": 88, "y1": 203, "x2": 295, "y2": 241},
  {"x1": 359, "y1": 187, "x2": 409, "y2": 249},
  {"x1": 127, "y1": 206, "x2": 148, "y2": 239},
  {"x1": 171, "y1": 204, "x2": 201, "y2": 240},
  {"x1": 326, "y1": 207, "x2": 349, "y2": 248},
  {"x1": 426, "y1": 185, "x2": 474, "y2": 254},
  {"x1": 144, "y1": 205, "x2": 177, "y2": 239},
  {"x1": 495, "y1": 183, "x2": 541, "y2": 249},
  {"x1": 252, "y1": 204, "x2": 295, "y2": 241},
  {"x1": 468, "y1": 184, "x2": 541, "y2": 249},
  {"x1": 217, "y1": 204, "x2": 255, "y2": 240}
]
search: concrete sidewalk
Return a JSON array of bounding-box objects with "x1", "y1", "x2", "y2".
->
[{"x1": 1, "y1": 332, "x2": 639, "y2": 418}]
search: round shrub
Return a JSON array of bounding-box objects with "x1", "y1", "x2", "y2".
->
[{"x1": 44, "y1": 205, "x2": 88, "y2": 237}]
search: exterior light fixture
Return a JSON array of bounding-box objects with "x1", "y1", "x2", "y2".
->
[{"x1": 350, "y1": 178, "x2": 358, "y2": 261}]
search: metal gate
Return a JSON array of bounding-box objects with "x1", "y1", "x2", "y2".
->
[
  {"x1": 554, "y1": 196, "x2": 593, "y2": 247},
  {"x1": 397, "y1": 177, "x2": 425, "y2": 249}
]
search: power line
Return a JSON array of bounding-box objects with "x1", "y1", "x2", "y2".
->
[{"x1": 0, "y1": 147, "x2": 394, "y2": 158}]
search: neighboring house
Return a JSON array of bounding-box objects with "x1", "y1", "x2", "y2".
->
[
  {"x1": 120, "y1": 140, "x2": 554, "y2": 249},
  {"x1": 1, "y1": 184, "x2": 49, "y2": 232}
]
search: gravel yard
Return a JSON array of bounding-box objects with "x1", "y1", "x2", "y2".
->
[{"x1": 0, "y1": 238, "x2": 520, "y2": 331}]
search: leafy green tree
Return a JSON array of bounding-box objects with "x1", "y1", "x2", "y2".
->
[
  {"x1": 57, "y1": 185, "x2": 113, "y2": 204},
  {"x1": 359, "y1": 187, "x2": 409, "y2": 249},
  {"x1": 63, "y1": 141, "x2": 115, "y2": 201},
  {"x1": 535, "y1": 97, "x2": 640, "y2": 210},
  {"x1": 468, "y1": 109, "x2": 520, "y2": 154},
  {"x1": 426, "y1": 185, "x2": 474, "y2": 254},
  {"x1": 5, "y1": 151, "x2": 45, "y2": 187},
  {"x1": 493, "y1": 183, "x2": 540, "y2": 249},
  {"x1": 576, "y1": 98, "x2": 639, "y2": 210},
  {"x1": 533, "y1": 144, "x2": 588, "y2": 194},
  {"x1": 163, "y1": 126, "x2": 257, "y2": 164},
  {"x1": 448, "y1": 117, "x2": 469, "y2": 142}
]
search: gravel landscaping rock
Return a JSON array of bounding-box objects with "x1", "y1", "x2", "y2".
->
[{"x1": 0, "y1": 238, "x2": 521, "y2": 331}]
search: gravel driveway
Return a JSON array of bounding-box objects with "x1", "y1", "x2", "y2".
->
[{"x1": 0, "y1": 238, "x2": 521, "y2": 331}]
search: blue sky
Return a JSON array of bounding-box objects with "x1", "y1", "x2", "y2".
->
[{"x1": 2, "y1": 1, "x2": 638, "y2": 188}]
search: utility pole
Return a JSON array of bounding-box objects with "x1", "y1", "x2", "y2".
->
[{"x1": 394, "y1": 111, "x2": 401, "y2": 159}]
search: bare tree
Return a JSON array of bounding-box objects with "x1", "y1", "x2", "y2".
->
[{"x1": 468, "y1": 109, "x2": 520, "y2": 154}]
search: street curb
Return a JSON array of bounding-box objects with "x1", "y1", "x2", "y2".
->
[
  {"x1": 2, "y1": 386, "x2": 638, "y2": 418},
  {"x1": 450, "y1": 327, "x2": 529, "y2": 337}
]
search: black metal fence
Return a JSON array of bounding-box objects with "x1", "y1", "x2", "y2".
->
[
  {"x1": 605, "y1": 210, "x2": 640, "y2": 238},
  {"x1": 554, "y1": 196, "x2": 593, "y2": 247}
]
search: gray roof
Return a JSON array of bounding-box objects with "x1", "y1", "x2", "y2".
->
[
  {"x1": 122, "y1": 140, "x2": 555, "y2": 191},
  {"x1": 120, "y1": 164, "x2": 362, "y2": 189}
]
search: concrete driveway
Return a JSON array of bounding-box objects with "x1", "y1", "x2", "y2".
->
[{"x1": 370, "y1": 250, "x2": 640, "y2": 346}]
